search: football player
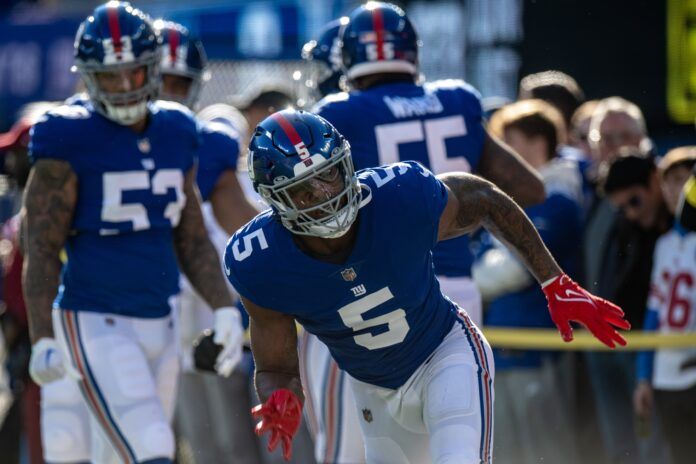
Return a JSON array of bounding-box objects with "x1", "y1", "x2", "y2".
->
[
  {"x1": 23, "y1": 3, "x2": 243, "y2": 463},
  {"x1": 226, "y1": 109, "x2": 629, "y2": 463},
  {"x1": 155, "y1": 19, "x2": 261, "y2": 463},
  {"x1": 304, "y1": 4, "x2": 545, "y2": 462}
]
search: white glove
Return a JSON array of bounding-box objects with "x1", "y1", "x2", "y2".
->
[
  {"x1": 213, "y1": 307, "x2": 244, "y2": 377},
  {"x1": 29, "y1": 338, "x2": 82, "y2": 385}
]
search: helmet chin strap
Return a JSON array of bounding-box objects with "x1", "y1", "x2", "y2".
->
[{"x1": 103, "y1": 100, "x2": 148, "y2": 125}]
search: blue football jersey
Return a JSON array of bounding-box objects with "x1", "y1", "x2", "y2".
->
[
  {"x1": 314, "y1": 80, "x2": 486, "y2": 277},
  {"x1": 225, "y1": 161, "x2": 458, "y2": 389},
  {"x1": 196, "y1": 120, "x2": 240, "y2": 202},
  {"x1": 29, "y1": 100, "x2": 198, "y2": 318}
]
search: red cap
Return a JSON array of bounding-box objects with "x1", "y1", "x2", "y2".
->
[{"x1": 0, "y1": 118, "x2": 33, "y2": 151}]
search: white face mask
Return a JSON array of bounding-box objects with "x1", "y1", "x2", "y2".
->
[{"x1": 103, "y1": 100, "x2": 149, "y2": 125}]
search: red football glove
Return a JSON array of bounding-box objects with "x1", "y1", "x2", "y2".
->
[
  {"x1": 542, "y1": 274, "x2": 631, "y2": 348},
  {"x1": 251, "y1": 389, "x2": 303, "y2": 461}
]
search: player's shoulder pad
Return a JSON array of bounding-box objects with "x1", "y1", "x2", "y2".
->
[
  {"x1": 199, "y1": 119, "x2": 242, "y2": 143},
  {"x1": 358, "y1": 160, "x2": 436, "y2": 192},
  {"x1": 426, "y1": 78, "x2": 482, "y2": 97},
  {"x1": 312, "y1": 91, "x2": 352, "y2": 114},
  {"x1": 151, "y1": 100, "x2": 199, "y2": 136},
  {"x1": 29, "y1": 103, "x2": 95, "y2": 163},
  {"x1": 224, "y1": 209, "x2": 276, "y2": 272}
]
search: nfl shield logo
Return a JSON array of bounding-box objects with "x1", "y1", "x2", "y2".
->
[
  {"x1": 341, "y1": 268, "x2": 357, "y2": 281},
  {"x1": 362, "y1": 408, "x2": 373, "y2": 423}
]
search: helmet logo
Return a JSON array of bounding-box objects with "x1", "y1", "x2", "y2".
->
[
  {"x1": 102, "y1": 36, "x2": 135, "y2": 64},
  {"x1": 366, "y1": 42, "x2": 394, "y2": 61},
  {"x1": 294, "y1": 142, "x2": 313, "y2": 167}
]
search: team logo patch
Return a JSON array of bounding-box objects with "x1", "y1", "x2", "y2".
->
[
  {"x1": 341, "y1": 267, "x2": 357, "y2": 281},
  {"x1": 362, "y1": 408, "x2": 373, "y2": 423},
  {"x1": 137, "y1": 138, "x2": 151, "y2": 154}
]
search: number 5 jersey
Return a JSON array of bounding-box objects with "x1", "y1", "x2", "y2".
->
[
  {"x1": 29, "y1": 100, "x2": 198, "y2": 318},
  {"x1": 225, "y1": 161, "x2": 459, "y2": 389}
]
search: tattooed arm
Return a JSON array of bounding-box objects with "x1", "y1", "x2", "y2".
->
[
  {"x1": 437, "y1": 171, "x2": 561, "y2": 284},
  {"x1": 22, "y1": 159, "x2": 77, "y2": 343},
  {"x1": 174, "y1": 168, "x2": 235, "y2": 309},
  {"x1": 209, "y1": 169, "x2": 259, "y2": 236},
  {"x1": 242, "y1": 295, "x2": 304, "y2": 403},
  {"x1": 476, "y1": 129, "x2": 545, "y2": 207}
]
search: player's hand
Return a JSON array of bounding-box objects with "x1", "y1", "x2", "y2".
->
[
  {"x1": 542, "y1": 274, "x2": 631, "y2": 348},
  {"x1": 251, "y1": 389, "x2": 303, "y2": 461},
  {"x1": 28, "y1": 338, "x2": 82, "y2": 385},
  {"x1": 633, "y1": 380, "x2": 653, "y2": 419},
  {"x1": 212, "y1": 307, "x2": 244, "y2": 377}
]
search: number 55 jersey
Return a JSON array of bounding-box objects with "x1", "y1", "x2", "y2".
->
[
  {"x1": 225, "y1": 161, "x2": 459, "y2": 389},
  {"x1": 315, "y1": 80, "x2": 485, "y2": 279},
  {"x1": 29, "y1": 100, "x2": 198, "y2": 318}
]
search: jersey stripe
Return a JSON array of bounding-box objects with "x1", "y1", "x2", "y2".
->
[
  {"x1": 456, "y1": 311, "x2": 493, "y2": 463},
  {"x1": 106, "y1": 6, "x2": 123, "y2": 54},
  {"x1": 61, "y1": 310, "x2": 137, "y2": 463},
  {"x1": 270, "y1": 112, "x2": 304, "y2": 148},
  {"x1": 372, "y1": 7, "x2": 385, "y2": 60},
  {"x1": 168, "y1": 28, "x2": 179, "y2": 66}
]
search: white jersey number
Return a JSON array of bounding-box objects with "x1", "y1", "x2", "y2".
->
[
  {"x1": 374, "y1": 115, "x2": 471, "y2": 174},
  {"x1": 100, "y1": 169, "x2": 185, "y2": 234},
  {"x1": 337, "y1": 286, "x2": 410, "y2": 350}
]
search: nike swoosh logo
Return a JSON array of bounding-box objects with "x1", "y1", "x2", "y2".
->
[
  {"x1": 224, "y1": 264, "x2": 231, "y2": 276},
  {"x1": 554, "y1": 289, "x2": 596, "y2": 307}
]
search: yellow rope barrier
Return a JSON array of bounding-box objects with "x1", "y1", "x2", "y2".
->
[
  {"x1": 483, "y1": 328, "x2": 696, "y2": 351},
  {"x1": 243, "y1": 326, "x2": 696, "y2": 351}
]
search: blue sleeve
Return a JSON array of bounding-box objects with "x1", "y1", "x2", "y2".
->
[
  {"x1": 636, "y1": 308, "x2": 659, "y2": 383},
  {"x1": 313, "y1": 96, "x2": 351, "y2": 137},
  {"x1": 456, "y1": 85, "x2": 486, "y2": 172},
  {"x1": 398, "y1": 161, "x2": 449, "y2": 248},
  {"x1": 29, "y1": 113, "x2": 74, "y2": 164}
]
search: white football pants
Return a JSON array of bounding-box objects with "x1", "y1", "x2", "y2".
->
[
  {"x1": 300, "y1": 279, "x2": 488, "y2": 464},
  {"x1": 41, "y1": 308, "x2": 179, "y2": 464}
]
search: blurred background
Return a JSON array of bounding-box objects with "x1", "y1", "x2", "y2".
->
[{"x1": 0, "y1": 0, "x2": 695, "y2": 151}]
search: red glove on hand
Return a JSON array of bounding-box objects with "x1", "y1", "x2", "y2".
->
[
  {"x1": 251, "y1": 389, "x2": 303, "y2": 461},
  {"x1": 543, "y1": 274, "x2": 631, "y2": 348}
]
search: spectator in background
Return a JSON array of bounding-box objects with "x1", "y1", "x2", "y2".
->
[
  {"x1": 474, "y1": 99, "x2": 582, "y2": 464},
  {"x1": 589, "y1": 97, "x2": 651, "y2": 165},
  {"x1": 586, "y1": 150, "x2": 672, "y2": 464},
  {"x1": 518, "y1": 70, "x2": 585, "y2": 128},
  {"x1": 633, "y1": 147, "x2": 696, "y2": 464},
  {"x1": 570, "y1": 100, "x2": 600, "y2": 158}
]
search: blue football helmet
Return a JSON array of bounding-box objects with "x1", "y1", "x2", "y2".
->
[
  {"x1": 73, "y1": 1, "x2": 160, "y2": 125},
  {"x1": 341, "y1": 1, "x2": 419, "y2": 81},
  {"x1": 248, "y1": 110, "x2": 361, "y2": 238},
  {"x1": 301, "y1": 17, "x2": 348, "y2": 99},
  {"x1": 154, "y1": 20, "x2": 209, "y2": 109}
]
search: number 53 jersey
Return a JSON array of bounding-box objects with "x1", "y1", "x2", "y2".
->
[
  {"x1": 29, "y1": 101, "x2": 198, "y2": 318},
  {"x1": 225, "y1": 162, "x2": 459, "y2": 389}
]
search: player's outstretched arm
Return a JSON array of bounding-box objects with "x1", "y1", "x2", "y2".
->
[
  {"x1": 21, "y1": 159, "x2": 77, "y2": 343},
  {"x1": 243, "y1": 296, "x2": 304, "y2": 461},
  {"x1": 174, "y1": 168, "x2": 235, "y2": 309},
  {"x1": 476, "y1": 129, "x2": 545, "y2": 207},
  {"x1": 437, "y1": 172, "x2": 630, "y2": 348},
  {"x1": 208, "y1": 169, "x2": 259, "y2": 235}
]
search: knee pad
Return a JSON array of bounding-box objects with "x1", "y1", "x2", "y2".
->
[
  {"x1": 42, "y1": 409, "x2": 90, "y2": 462},
  {"x1": 120, "y1": 402, "x2": 175, "y2": 459},
  {"x1": 425, "y1": 359, "x2": 478, "y2": 425}
]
